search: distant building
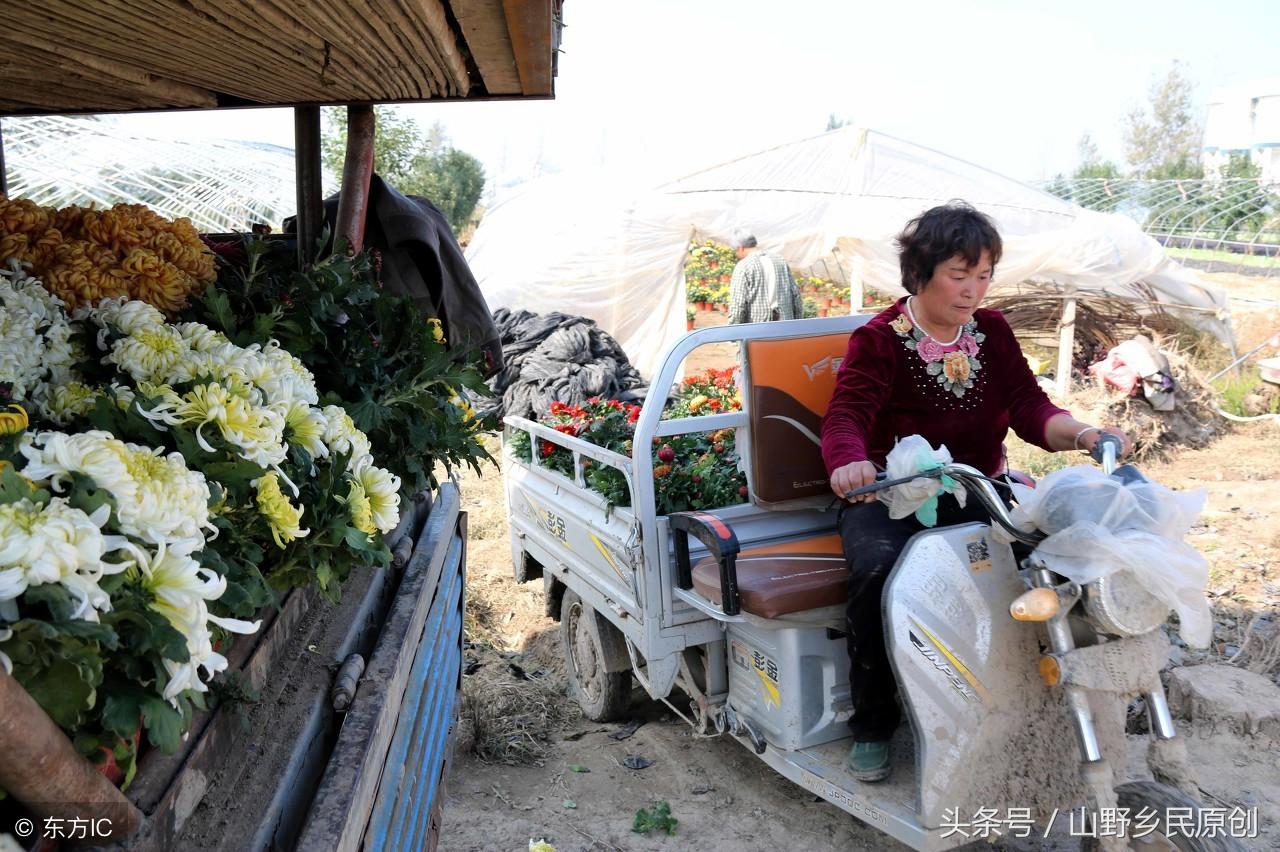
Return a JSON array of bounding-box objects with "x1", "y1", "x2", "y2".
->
[{"x1": 1202, "y1": 79, "x2": 1280, "y2": 182}]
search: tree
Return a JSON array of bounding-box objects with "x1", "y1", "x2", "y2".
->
[
  {"x1": 1123, "y1": 62, "x2": 1204, "y2": 179},
  {"x1": 1072, "y1": 133, "x2": 1121, "y2": 180},
  {"x1": 321, "y1": 106, "x2": 485, "y2": 235},
  {"x1": 1069, "y1": 133, "x2": 1122, "y2": 212},
  {"x1": 825, "y1": 113, "x2": 850, "y2": 131}
]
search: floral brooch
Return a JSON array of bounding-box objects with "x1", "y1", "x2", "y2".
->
[{"x1": 890, "y1": 312, "x2": 985, "y2": 398}]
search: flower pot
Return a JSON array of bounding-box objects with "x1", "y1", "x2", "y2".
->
[
  {"x1": 686, "y1": 319, "x2": 695, "y2": 332},
  {"x1": 697, "y1": 301, "x2": 709, "y2": 311},
  {"x1": 818, "y1": 307, "x2": 829, "y2": 317},
  {"x1": 821, "y1": 298, "x2": 832, "y2": 309},
  {"x1": 719, "y1": 274, "x2": 731, "y2": 284}
]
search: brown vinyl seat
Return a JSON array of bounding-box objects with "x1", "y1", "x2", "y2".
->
[
  {"x1": 690, "y1": 533, "x2": 847, "y2": 619},
  {"x1": 681, "y1": 332, "x2": 855, "y2": 619}
]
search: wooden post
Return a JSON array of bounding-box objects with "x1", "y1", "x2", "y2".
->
[
  {"x1": 1056, "y1": 297, "x2": 1078, "y2": 399},
  {"x1": 0, "y1": 119, "x2": 8, "y2": 196},
  {"x1": 293, "y1": 106, "x2": 323, "y2": 265},
  {"x1": 334, "y1": 105, "x2": 377, "y2": 254},
  {"x1": 0, "y1": 668, "x2": 143, "y2": 842}
]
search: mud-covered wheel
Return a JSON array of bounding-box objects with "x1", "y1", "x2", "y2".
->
[
  {"x1": 561, "y1": 590, "x2": 631, "y2": 721},
  {"x1": 1082, "y1": 781, "x2": 1247, "y2": 851}
]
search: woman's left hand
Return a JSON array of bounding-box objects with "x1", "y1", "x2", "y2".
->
[{"x1": 1081, "y1": 425, "x2": 1133, "y2": 459}]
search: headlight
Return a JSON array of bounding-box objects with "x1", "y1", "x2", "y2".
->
[{"x1": 1083, "y1": 569, "x2": 1169, "y2": 637}]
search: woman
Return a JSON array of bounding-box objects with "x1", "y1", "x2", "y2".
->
[{"x1": 820, "y1": 202, "x2": 1132, "y2": 782}]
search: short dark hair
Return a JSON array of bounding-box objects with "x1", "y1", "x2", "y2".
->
[{"x1": 895, "y1": 202, "x2": 1003, "y2": 295}]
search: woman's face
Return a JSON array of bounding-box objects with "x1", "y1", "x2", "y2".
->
[{"x1": 916, "y1": 249, "x2": 993, "y2": 327}]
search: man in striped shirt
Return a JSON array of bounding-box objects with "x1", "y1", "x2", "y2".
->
[{"x1": 728, "y1": 229, "x2": 803, "y2": 324}]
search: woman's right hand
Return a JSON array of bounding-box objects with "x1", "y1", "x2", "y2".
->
[{"x1": 830, "y1": 460, "x2": 879, "y2": 503}]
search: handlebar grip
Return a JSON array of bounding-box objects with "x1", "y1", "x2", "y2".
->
[
  {"x1": 1090, "y1": 432, "x2": 1123, "y2": 464},
  {"x1": 842, "y1": 471, "x2": 887, "y2": 499}
]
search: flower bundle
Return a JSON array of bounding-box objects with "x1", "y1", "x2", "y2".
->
[
  {"x1": 0, "y1": 258, "x2": 405, "y2": 780},
  {"x1": 0, "y1": 414, "x2": 260, "y2": 780},
  {"x1": 508, "y1": 369, "x2": 748, "y2": 515},
  {"x1": 0, "y1": 197, "x2": 216, "y2": 313}
]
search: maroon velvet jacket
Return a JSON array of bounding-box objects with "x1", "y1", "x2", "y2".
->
[{"x1": 821, "y1": 299, "x2": 1067, "y2": 477}]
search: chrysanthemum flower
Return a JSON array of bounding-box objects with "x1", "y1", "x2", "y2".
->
[
  {"x1": 280, "y1": 400, "x2": 328, "y2": 460},
  {"x1": 119, "y1": 540, "x2": 259, "y2": 703},
  {"x1": 340, "y1": 476, "x2": 376, "y2": 536},
  {"x1": 0, "y1": 499, "x2": 131, "y2": 623},
  {"x1": 355, "y1": 462, "x2": 401, "y2": 534},
  {"x1": 254, "y1": 472, "x2": 308, "y2": 548}
]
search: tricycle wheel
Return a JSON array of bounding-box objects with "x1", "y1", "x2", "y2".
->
[
  {"x1": 1081, "y1": 781, "x2": 1246, "y2": 851},
  {"x1": 560, "y1": 590, "x2": 631, "y2": 721}
]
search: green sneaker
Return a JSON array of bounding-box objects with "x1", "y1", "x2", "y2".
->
[{"x1": 846, "y1": 740, "x2": 891, "y2": 782}]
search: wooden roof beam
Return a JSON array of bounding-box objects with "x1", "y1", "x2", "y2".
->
[{"x1": 501, "y1": 0, "x2": 553, "y2": 96}]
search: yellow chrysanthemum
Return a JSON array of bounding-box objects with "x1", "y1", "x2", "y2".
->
[
  {"x1": 254, "y1": 472, "x2": 308, "y2": 548},
  {"x1": 281, "y1": 401, "x2": 328, "y2": 460},
  {"x1": 340, "y1": 476, "x2": 376, "y2": 536},
  {"x1": 428, "y1": 317, "x2": 445, "y2": 343},
  {"x1": 0, "y1": 404, "x2": 28, "y2": 435}
]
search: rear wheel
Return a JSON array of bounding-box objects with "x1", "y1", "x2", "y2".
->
[
  {"x1": 1082, "y1": 781, "x2": 1247, "y2": 851},
  {"x1": 560, "y1": 591, "x2": 631, "y2": 721}
]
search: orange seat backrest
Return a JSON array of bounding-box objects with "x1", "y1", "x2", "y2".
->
[{"x1": 744, "y1": 332, "x2": 851, "y2": 507}]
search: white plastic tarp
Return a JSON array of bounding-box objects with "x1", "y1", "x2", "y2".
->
[{"x1": 466, "y1": 127, "x2": 1232, "y2": 379}]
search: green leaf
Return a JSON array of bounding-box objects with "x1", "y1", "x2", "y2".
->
[
  {"x1": 568, "y1": 764, "x2": 590, "y2": 773},
  {"x1": 23, "y1": 584, "x2": 79, "y2": 622},
  {"x1": 101, "y1": 690, "x2": 145, "y2": 739},
  {"x1": 18, "y1": 658, "x2": 97, "y2": 728},
  {"x1": 203, "y1": 287, "x2": 238, "y2": 336},
  {"x1": 140, "y1": 695, "x2": 185, "y2": 753},
  {"x1": 0, "y1": 464, "x2": 46, "y2": 505}
]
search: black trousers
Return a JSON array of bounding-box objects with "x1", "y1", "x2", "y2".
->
[{"x1": 836, "y1": 494, "x2": 993, "y2": 742}]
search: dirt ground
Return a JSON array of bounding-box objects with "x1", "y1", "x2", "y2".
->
[{"x1": 441, "y1": 278, "x2": 1280, "y2": 852}]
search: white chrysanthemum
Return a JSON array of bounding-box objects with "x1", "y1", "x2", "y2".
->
[
  {"x1": 19, "y1": 430, "x2": 213, "y2": 550},
  {"x1": 84, "y1": 297, "x2": 166, "y2": 337},
  {"x1": 355, "y1": 463, "x2": 401, "y2": 534},
  {"x1": 255, "y1": 342, "x2": 319, "y2": 406},
  {"x1": 119, "y1": 541, "x2": 259, "y2": 704},
  {"x1": 174, "y1": 322, "x2": 229, "y2": 353},
  {"x1": 113, "y1": 442, "x2": 214, "y2": 550},
  {"x1": 19, "y1": 429, "x2": 137, "y2": 499},
  {"x1": 321, "y1": 405, "x2": 373, "y2": 471},
  {"x1": 279, "y1": 400, "x2": 328, "y2": 460},
  {"x1": 0, "y1": 261, "x2": 74, "y2": 404},
  {"x1": 0, "y1": 309, "x2": 44, "y2": 399},
  {"x1": 0, "y1": 499, "x2": 131, "y2": 623},
  {"x1": 109, "y1": 324, "x2": 191, "y2": 385},
  {"x1": 40, "y1": 381, "x2": 100, "y2": 425}
]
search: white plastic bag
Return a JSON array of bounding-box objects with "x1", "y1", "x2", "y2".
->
[
  {"x1": 878, "y1": 435, "x2": 966, "y2": 526},
  {"x1": 993, "y1": 465, "x2": 1212, "y2": 648}
]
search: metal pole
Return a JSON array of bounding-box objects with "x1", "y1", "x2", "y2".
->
[
  {"x1": 0, "y1": 119, "x2": 8, "y2": 196},
  {"x1": 293, "y1": 106, "x2": 323, "y2": 265},
  {"x1": 1055, "y1": 297, "x2": 1077, "y2": 399},
  {"x1": 334, "y1": 104, "x2": 376, "y2": 255}
]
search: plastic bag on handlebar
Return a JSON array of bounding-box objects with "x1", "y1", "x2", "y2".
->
[
  {"x1": 992, "y1": 465, "x2": 1211, "y2": 648},
  {"x1": 878, "y1": 435, "x2": 966, "y2": 527}
]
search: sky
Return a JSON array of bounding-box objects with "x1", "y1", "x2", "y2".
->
[{"x1": 109, "y1": 0, "x2": 1280, "y2": 195}]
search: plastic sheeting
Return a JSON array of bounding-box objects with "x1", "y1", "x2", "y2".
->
[
  {"x1": 995, "y1": 466, "x2": 1212, "y2": 648},
  {"x1": 466, "y1": 127, "x2": 1232, "y2": 379}
]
